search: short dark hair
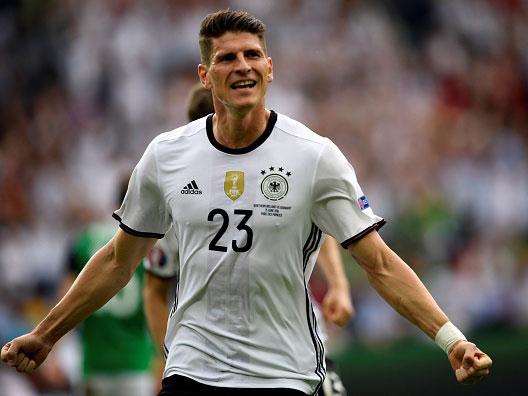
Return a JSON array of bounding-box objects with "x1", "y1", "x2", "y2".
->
[
  {"x1": 186, "y1": 84, "x2": 214, "y2": 121},
  {"x1": 199, "y1": 9, "x2": 267, "y2": 65}
]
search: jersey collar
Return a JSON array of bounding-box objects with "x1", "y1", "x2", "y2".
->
[{"x1": 206, "y1": 110, "x2": 277, "y2": 154}]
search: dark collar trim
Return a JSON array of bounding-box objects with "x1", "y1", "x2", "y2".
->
[{"x1": 206, "y1": 110, "x2": 277, "y2": 154}]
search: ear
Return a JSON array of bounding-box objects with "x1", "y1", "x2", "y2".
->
[
  {"x1": 198, "y1": 64, "x2": 211, "y2": 89},
  {"x1": 266, "y1": 57, "x2": 274, "y2": 83}
]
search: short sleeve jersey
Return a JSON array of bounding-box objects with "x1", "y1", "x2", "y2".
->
[
  {"x1": 68, "y1": 222, "x2": 153, "y2": 376},
  {"x1": 115, "y1": 111, "x2": 384, "y2": 395}
]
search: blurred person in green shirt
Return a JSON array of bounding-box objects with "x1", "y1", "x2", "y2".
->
[{"x1": 60, "y1": 177, "x2": 156, "y2": 396}]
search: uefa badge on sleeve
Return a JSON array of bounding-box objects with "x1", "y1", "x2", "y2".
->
[
  {"x1": 146, "y1": 246, "x2": 167, "y2": 269},
  {"x1": 358, "y1": 195, "x2": 370, "y2": 210}
]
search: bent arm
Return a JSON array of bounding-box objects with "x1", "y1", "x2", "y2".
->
[
  {"x1": 143, "y1": 273, "x2": 172, "y2": 354},
  {"x1": 347, "y1": 230, "x2": 448, "y2": 339},
  {"x1": 35, "y1": 229, "x2": 157, "y2": 345},
  {"x1": 317, "y1": 236, "x2": 354, "y2": 326},
  {"x1": 318, "y1": 236, "x2": 349, "y2": 292}
]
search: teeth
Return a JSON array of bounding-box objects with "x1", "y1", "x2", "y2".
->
[{"x1": 233, "y1": 80, "x2": 255, "y2": 88}]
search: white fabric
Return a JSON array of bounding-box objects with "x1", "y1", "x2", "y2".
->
[
  {"x1": 435, "y1": 321, "x2": 466, "y2": 354},
  {"x1": 83, "y1": 372, "x2": 154, "y2": 396},
  {"x1": 116, "y1": 111, "x2": 383, "y2": 394},
  {"x1": 144, "y1": 227, "x2": 179, "y2": 279}
]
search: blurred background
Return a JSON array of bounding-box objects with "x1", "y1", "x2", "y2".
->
[{"x1": 0, "y1": 0, "x2": 527, "y2": 395}]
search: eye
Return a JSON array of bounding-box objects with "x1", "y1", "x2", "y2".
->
[
  {"x1": 218, "y1": 53, "x2": 236, "y2": 62},
  {"x1": 245, "y1": 50, "x2": 262, "y2": 58}
]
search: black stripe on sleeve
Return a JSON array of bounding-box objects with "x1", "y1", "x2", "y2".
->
[
  {"x1": 304, "y1": 288, "x2": 325, "y2": 392},
  {"x1": 301, "y1": 223, "x2": 325, "y2": 392},
  {"x1": 302, "y1": 224, "x2": 317, "y2": 253},
  {"x1": 340, "y1": 219, "x2": 386, "y2": 249},
  {"x1": 169, "y1": 281, "x2": 179, "y2": 319},
  {"x1": 112, "y1": 213, "x2": 165, "y2": 239},
  {"x1": 310, "y1": 307, "x2": 326, "y2": 385},
  {"x1": 303, "y1": 224, "x2": 322, "y2": 271}
]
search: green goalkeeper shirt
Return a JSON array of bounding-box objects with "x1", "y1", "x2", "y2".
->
[{"x1": 68, "y1": 222, "x2": 154, "y2": 376}]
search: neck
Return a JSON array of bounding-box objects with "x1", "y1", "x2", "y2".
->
[{"x1": 212, "y1": 105, "x2": 270, "y2": 149}]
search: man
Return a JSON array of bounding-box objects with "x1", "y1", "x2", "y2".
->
[
  {"x1": 60, "y1": 176, "x2": 155, "y2": 396},
  {"x1": 2, "y1": 9, "x2": 491, "y2": 396},
  {"x1": 143, "y1": 84, "x2": 351, "y2": 395}
]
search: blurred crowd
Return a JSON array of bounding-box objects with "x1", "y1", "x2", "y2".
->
[{"x1": 1, "y1": 0, "x2": 527, "y2": 393}]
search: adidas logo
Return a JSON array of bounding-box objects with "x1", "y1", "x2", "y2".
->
[{"x1": 181, "y1": 180, "x2": 203, "y2": 195}]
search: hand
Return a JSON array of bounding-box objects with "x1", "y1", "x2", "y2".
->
[
  {"x1": 321, "y1": 287, "x2": 354, "y2": 327},
  {"x1": 448, "y1": 341, "x2": 492, "y2": 384},
  {"x1": 152, "y1": 355, "x2": 165, "y2": 394},
  {"x1": 1, "y1": 333, "x2": 53, "y2": 373}
]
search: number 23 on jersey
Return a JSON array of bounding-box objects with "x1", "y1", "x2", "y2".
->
[{"x1": 207, "y1": 209, "x2": 253, "y2": 252}]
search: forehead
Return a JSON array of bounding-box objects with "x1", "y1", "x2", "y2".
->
[{"x1": 211, "y1": 32, "x2": 265, "y2": 56}]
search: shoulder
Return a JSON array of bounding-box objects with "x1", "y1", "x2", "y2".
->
[
  {"x1": 274, "y1": 112, "x2": 330, "y2": 147},
  {"x1": 274, "y1": 112, "x2": 351, "y2": 168},
  {"x1": 151, "y1": 117, "x2": 208, "y2": 147},
  {"x1": 141, "y1": 117, "x2": 208, "y2": 163}
]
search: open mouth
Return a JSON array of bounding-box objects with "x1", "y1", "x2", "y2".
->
[{"x1": 231, "y1": 80, "x2": 257, "y2": 89}]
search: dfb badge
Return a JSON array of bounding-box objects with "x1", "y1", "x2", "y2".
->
[{"x1": 260, "y1": 165, "x2": 290, "y2": 201}]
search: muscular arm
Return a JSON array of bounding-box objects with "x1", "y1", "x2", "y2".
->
[
  {"x1": 1, "y1": 229, "x2": 157, "y2": 372},
  {"x1": 347, "y1": 230, "x2": 447, "y2": 338},
  {"x1": 143, "y1": 273, "x2": 172, "y2": 354},
  {"x1": 317, "y1": 236, "x2": 354, "y2": 326},
  {"x1": 348, "y1": 231, "x2": 492, "y2": 383}
]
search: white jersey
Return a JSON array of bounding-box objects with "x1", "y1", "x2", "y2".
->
[
  {"x1": 144, "y1": 232, "x2": 331, "y2": 344},
  {"x1": 115, "y1": 111, "x2": 384, "y2": 395}
]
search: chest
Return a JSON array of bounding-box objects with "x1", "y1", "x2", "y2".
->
[{"x1": 161, "y1": 148, "x2": 316, "y2": 239}]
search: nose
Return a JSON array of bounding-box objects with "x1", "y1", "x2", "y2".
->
[{"x1": 234, "y1": 53, "x2": 251, "y2": 73}]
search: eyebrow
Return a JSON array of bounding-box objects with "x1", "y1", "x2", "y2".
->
[{"x1": 214, "y1": 48, "x2": 264, "y2": 60}]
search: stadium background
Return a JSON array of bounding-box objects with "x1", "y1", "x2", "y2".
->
[{"x1": 0, "y1": 0, "x2": 526, "y2": 395}]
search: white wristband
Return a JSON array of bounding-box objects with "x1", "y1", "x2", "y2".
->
[{"x1": 435, "y1": 321, "x2": 466, "y2": 354}]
